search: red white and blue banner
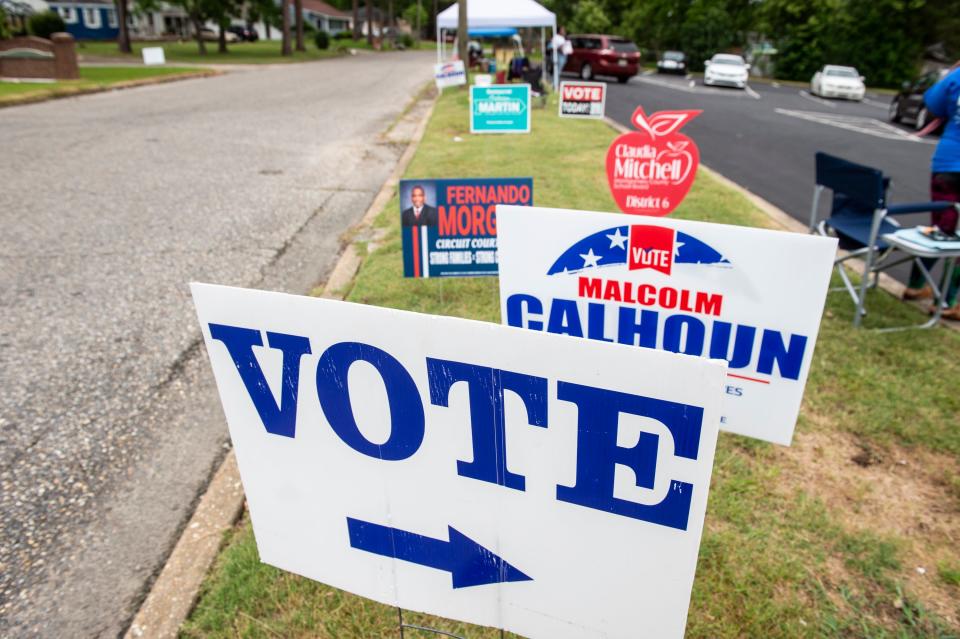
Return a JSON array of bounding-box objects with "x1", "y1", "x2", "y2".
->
[
  {"x1": 496, "y1": 206, "x2": 838, "y2": 445},
  {"x1": 400, "y1": 178, "x2": 533, "y2": 278}
]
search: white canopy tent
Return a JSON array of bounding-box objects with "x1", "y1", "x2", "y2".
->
[{"x1": 436, "y1": 0, "x2": 559, "y2": 89}]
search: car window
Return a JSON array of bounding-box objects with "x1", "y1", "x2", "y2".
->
[
  {"x1": 712, "y1": 55, "x2": 745, "y2": 66},
  {"x1": 570, "y1": 38, "x2": 584, "y2": 49},
  {"x1": 610, "y1": 40, "x2": 638, "y2": 54},
  {"x1": 825, "y1": 67, "x2": 858, "y2": 77},
  {"x1": 583, "y1": 38, "x2": 602, "y2": 50},
  {"x1": 663, "y1": 51, "x2": 684, "y2": 61}
]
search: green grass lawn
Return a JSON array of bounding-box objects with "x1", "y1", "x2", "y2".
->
[
  {"x1": 76, "y1": 38, "x2": 397, "y2": 64},
  {"x1": 181, "y1": 89, "x2": 960, "y2": 639},
  {"x1": 0, "y1": 65, "x2": 208, "y2": 104}
]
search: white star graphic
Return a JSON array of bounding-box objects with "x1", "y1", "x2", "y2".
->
[
  {"x1": 606, "y1": 228, "x2": 628, "y2": 250},
  {"x1": 672, "y1": 241, "x2": 685, "y2": 259},
  {"x1": 579, "y1": 248, "x2": 601, "y2": 268}
]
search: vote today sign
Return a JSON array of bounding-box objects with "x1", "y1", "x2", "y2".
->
[
  {"x1": 400, "y1": 178, "x2": 533, "y2": 278},
  {"x1": 607, "y1": 106, "x2": 702, "y2": 216},
  {"x1": 192, "y1": 283, "x2": 727, "y2": 639},
  {"x1": 496, "y1": 206, "x2": 838, "y2": 446},
  {"x1": 558, "y1": 80, "x2": 606, "y2": 119},
  {"x1": 470, "y1": 84, "x2": 531, "y2": 134},
  {"x1": 434, "y1": 60, "x2": 467, "y2": 89}
]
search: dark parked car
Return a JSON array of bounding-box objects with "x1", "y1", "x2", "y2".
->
[
  {"x1": 889, "y1": 69, "x2": 948, "y2": 131},
  {"x1": 227, "y1": 25, "x2": 259, "y2": 42},
  {"x1": 548, "y1": 34, "x2": 641, "y2": 83},
  {"x1": 657, "y1": 50, "x2": 687, "y2": 74}
]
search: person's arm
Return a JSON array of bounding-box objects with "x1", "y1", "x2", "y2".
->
[{"x1": 925, "y1": 65, "x2": 960, "y2": 118}]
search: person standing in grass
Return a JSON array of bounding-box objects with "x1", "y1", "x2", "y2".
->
[{"x1": 903, "y1": 60, "x2": 960, "y2": 320}]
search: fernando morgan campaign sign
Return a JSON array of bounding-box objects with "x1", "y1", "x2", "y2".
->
[
  {"x1": 193, "y1": 283, "x2": 726, "y2": 639},
  {"x1": 400, "y1": 178, "x2": 533, "y2": 278},
  {"x1": 496, "y1": 206, "x2": 838, "y2": 445}
]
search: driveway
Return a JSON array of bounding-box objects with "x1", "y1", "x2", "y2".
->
[
  {"x1": 605, "y1": 71, "x2": 941, "y2": 284},
  {"x1": 0, "y1": 50, "x2": 433, "y2": 637}
]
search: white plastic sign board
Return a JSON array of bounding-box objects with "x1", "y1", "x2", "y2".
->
[
  {"x1": 434, "y1": 60, "x2": 466, "y2": 89},
  {"x1": 141, "y1": 46, "x2": 165, "y2": 65},
  {"x1": 192, "y1": 283, "x2": 727, "y2": 639},
  {"x1": 496, "y1": 206, "x2": 838, "y2": 446},
  {"x1": 558, "y1": 80, "x2": 606, "y2": 118},
  {"x1": 474, "y1": 73, "x2": 492, "y2": 86}
]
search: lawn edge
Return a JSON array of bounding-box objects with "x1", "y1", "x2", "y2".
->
[
  {"x1": 0, "y1": 69, "x2": 221, "y2": 109},
  {"x1": 123, "y1": 81, "x2": 437, "y2": 639}
]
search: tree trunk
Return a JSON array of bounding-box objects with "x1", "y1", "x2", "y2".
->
[
  {"x1": 265, "y1": 19, "x2": 271, "y2": 40},
  {"x1": 192, "y1": 16, "x2": 207, "y2": 55},
  {"x1": 281, "y1": 0, "x2": 292, "y2": 55},
  {"x1": 366, "y1": 0, "x2": 372, "y2": 46},
  {"x1": 457, "y1": 0, "x2": 468, "y2": 82},
  {"x1": 352, "y1": 0, "x2": 359, "y2": 40},
  {"x1": 218, "y1": 22, "x2": 227, "y2": 53},
  {"x1": 116, "y1": 0, "x2": 131, "y2": 53},
  {"x1": 294, "y1": 0, "x2": 304, "y2": 52}
]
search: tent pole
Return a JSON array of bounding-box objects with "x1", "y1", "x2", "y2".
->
[
  {"x1": 436, "y1": 26, "x2": 442, "y2": 63},
  {"x1": 551, "y1": 23, "x2": 558, "y2": 90},
  {"x1": 540, "y1": 27, "x2": 545, "y2": 88}
]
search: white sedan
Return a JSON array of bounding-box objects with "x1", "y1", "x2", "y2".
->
[
  {"x1": 811, "y1": 65, "x2": 865, "y2": 101},
  {"x1": 703, "y1": 54, "x2": 750, "y2": 89}
]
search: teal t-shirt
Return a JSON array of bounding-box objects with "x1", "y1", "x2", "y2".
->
[{"x1": 926, "y1": 67, "x2": 960, "y2": 173}]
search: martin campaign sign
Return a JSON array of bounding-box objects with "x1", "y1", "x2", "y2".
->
[
  {"x1": 193, "y1": 283, "x2": 726, "y2": 639},
  {"x1": 559, "y1": 81, "x2": 606, "y2": 119},
  {"x1": 607, "y1": 106, "x2": 702, "y2": 216},
  {"x1": 470, "y1": 84, "x2": 531, "y2": 134},
  {"x1": 496, "y1": 206, "x2": 838, "y2": 445},
  {"x1": 434, "y1": 60, "x2": 466, "y2": 89},
  {"x1": 400, "y1": 178, "x2": 533, "y2": 277}
]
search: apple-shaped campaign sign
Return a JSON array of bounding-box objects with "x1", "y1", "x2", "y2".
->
[{"x1": 606, "y1": 106, "x2": 702, "y2": 216}]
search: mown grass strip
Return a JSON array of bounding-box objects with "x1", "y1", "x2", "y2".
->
[
  {"x1": 0, "y1": 66, "x2": 210, "y2": 105},
  {"x1": 182, "y1": 89, "x2": 960, "y2": 639}
]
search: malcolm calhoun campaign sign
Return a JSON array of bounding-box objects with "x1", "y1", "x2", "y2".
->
[
  {"x1": 193, "y1": 283, "x2": 726, "y2": 639},
  {"x1": 497, "y1": 206, "x2": 838, "y2": 446},
  {"x1": 401, "y1": 178, "x2": 532, "y2": 277}
]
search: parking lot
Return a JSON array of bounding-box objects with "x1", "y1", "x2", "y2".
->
[{"x1": 600, "y1": 70, "x2": 943, "y2": 284}]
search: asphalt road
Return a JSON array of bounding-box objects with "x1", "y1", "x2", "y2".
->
[
  {"x1": 605, "y1": 71, "x2": 942, "y2": 283},
  {"x1": 0, "y1": 51, "x2": 433, "y2": 637}
]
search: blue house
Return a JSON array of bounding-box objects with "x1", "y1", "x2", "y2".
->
[{"x1": 46, "y1": 0, "x2": 118, "y2": 40}]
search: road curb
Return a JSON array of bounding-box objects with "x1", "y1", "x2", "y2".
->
[
  {"x1": 603, "y1": 116, "x2": 960, "y2": 330},
  {"x1": 123, "y1": 84, "x2": 438, "y2": 639}
]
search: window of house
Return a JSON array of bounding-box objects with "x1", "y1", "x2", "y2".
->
[
  {"x1": 59, "y1": 7, "x2": 79, "y2": 24},
  {"x1": 107, "y1": 9, "x2": 117, "y2": 27},
  {"x1": 84, "y1": 7, "x2": 102, "y2": 28}
]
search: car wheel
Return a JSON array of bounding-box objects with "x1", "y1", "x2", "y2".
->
[
  {"x1": 888, "y1": 99, "x2": 901, "y2": 122},
  {"x1": 617, "y1": 75, "x2": 630, "y2": 84},
  {"x1": 914, "y1": 107, "x2": 929, "y2": 131},
  {"x1": 580, "y1": 64, "x2": 593, "y2": 81}
]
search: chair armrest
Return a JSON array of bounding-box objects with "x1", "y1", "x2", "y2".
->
[{"x1": 887, "y1": 201, "x2": 958, "y2": 216}]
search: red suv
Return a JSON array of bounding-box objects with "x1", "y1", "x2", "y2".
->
[{"x1": 561, "y1": 34, "x2": 641, "y2": 83}]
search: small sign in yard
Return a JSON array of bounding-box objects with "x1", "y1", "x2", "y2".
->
[
  {"x1": 607, "y1": 106, "x2": 702, "y2": 216},
  {"x1": 558, "y1": 80, "x2": 606, "y2": 118},
  {"x1": 142, "y1": 47, "x2": 165, "y2": 66},
  {"x1": 434, "y1": 60, "x2": 466, "y2": 89},
  {"x1": 399, "y1": 178, "x2": 532, "y2": 278},
  {"x1": 193, "y1": 283, "x2": 727, "y2": 639},
  {"x1": 496, "y1": 205, "x2": 838, "y2": 445},
  {"x1": 470, "y1": 84, "x2": 531, "y2": 134}
]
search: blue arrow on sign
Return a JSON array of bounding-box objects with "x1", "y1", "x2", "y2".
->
[{"x1": 346, "y1": 517, "x2": 533, "y2": 589}]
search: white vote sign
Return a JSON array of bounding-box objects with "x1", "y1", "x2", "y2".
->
[
  {"x1": 434, "y1": 60, "x2": 467, "y2": 89},
  {"x1": 192, "y1": 283, "x2": 726, "y2": 639},
  {"x1": 496, "y1": 206, "x2": 837, "y2": 446}
]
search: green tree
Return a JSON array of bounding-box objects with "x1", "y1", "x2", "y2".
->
[
  {"x1": 28, "y1": 10, "x2": 66, "y2": 39},
  {"x1": 569, "y1": 0, "x2": 610, "y2": 34},
  {"x1": 0, "y1": 6, "x2": 10, "y2": 40},
  {"x1": 402, "y1": 2, "x2": 425, "y2": 39}
]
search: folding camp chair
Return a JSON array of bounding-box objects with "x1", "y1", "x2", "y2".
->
[{"x1": 808, "y1": 152, "x2": 958, "y2": 327}]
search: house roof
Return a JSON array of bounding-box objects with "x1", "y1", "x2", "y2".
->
[{"x1": 301, "y1": 0, "x2": 350, "y2": 18}]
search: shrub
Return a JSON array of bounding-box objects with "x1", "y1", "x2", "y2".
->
[
  {"x1": 314, "y1": 30, "x2": 329, "y2": 50},
  {"x1": 400, "y1": 32, "x2": 413, "y2": 48},
  {"x1": 333, "y1": 31, "x2": 353, "y2": 40},
  {"x1": 0, "y1": 7, "x2": 10, "y2": 40},
  {"x1": 28, "y1": 10, "x2": 66, "y2": 40}
]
